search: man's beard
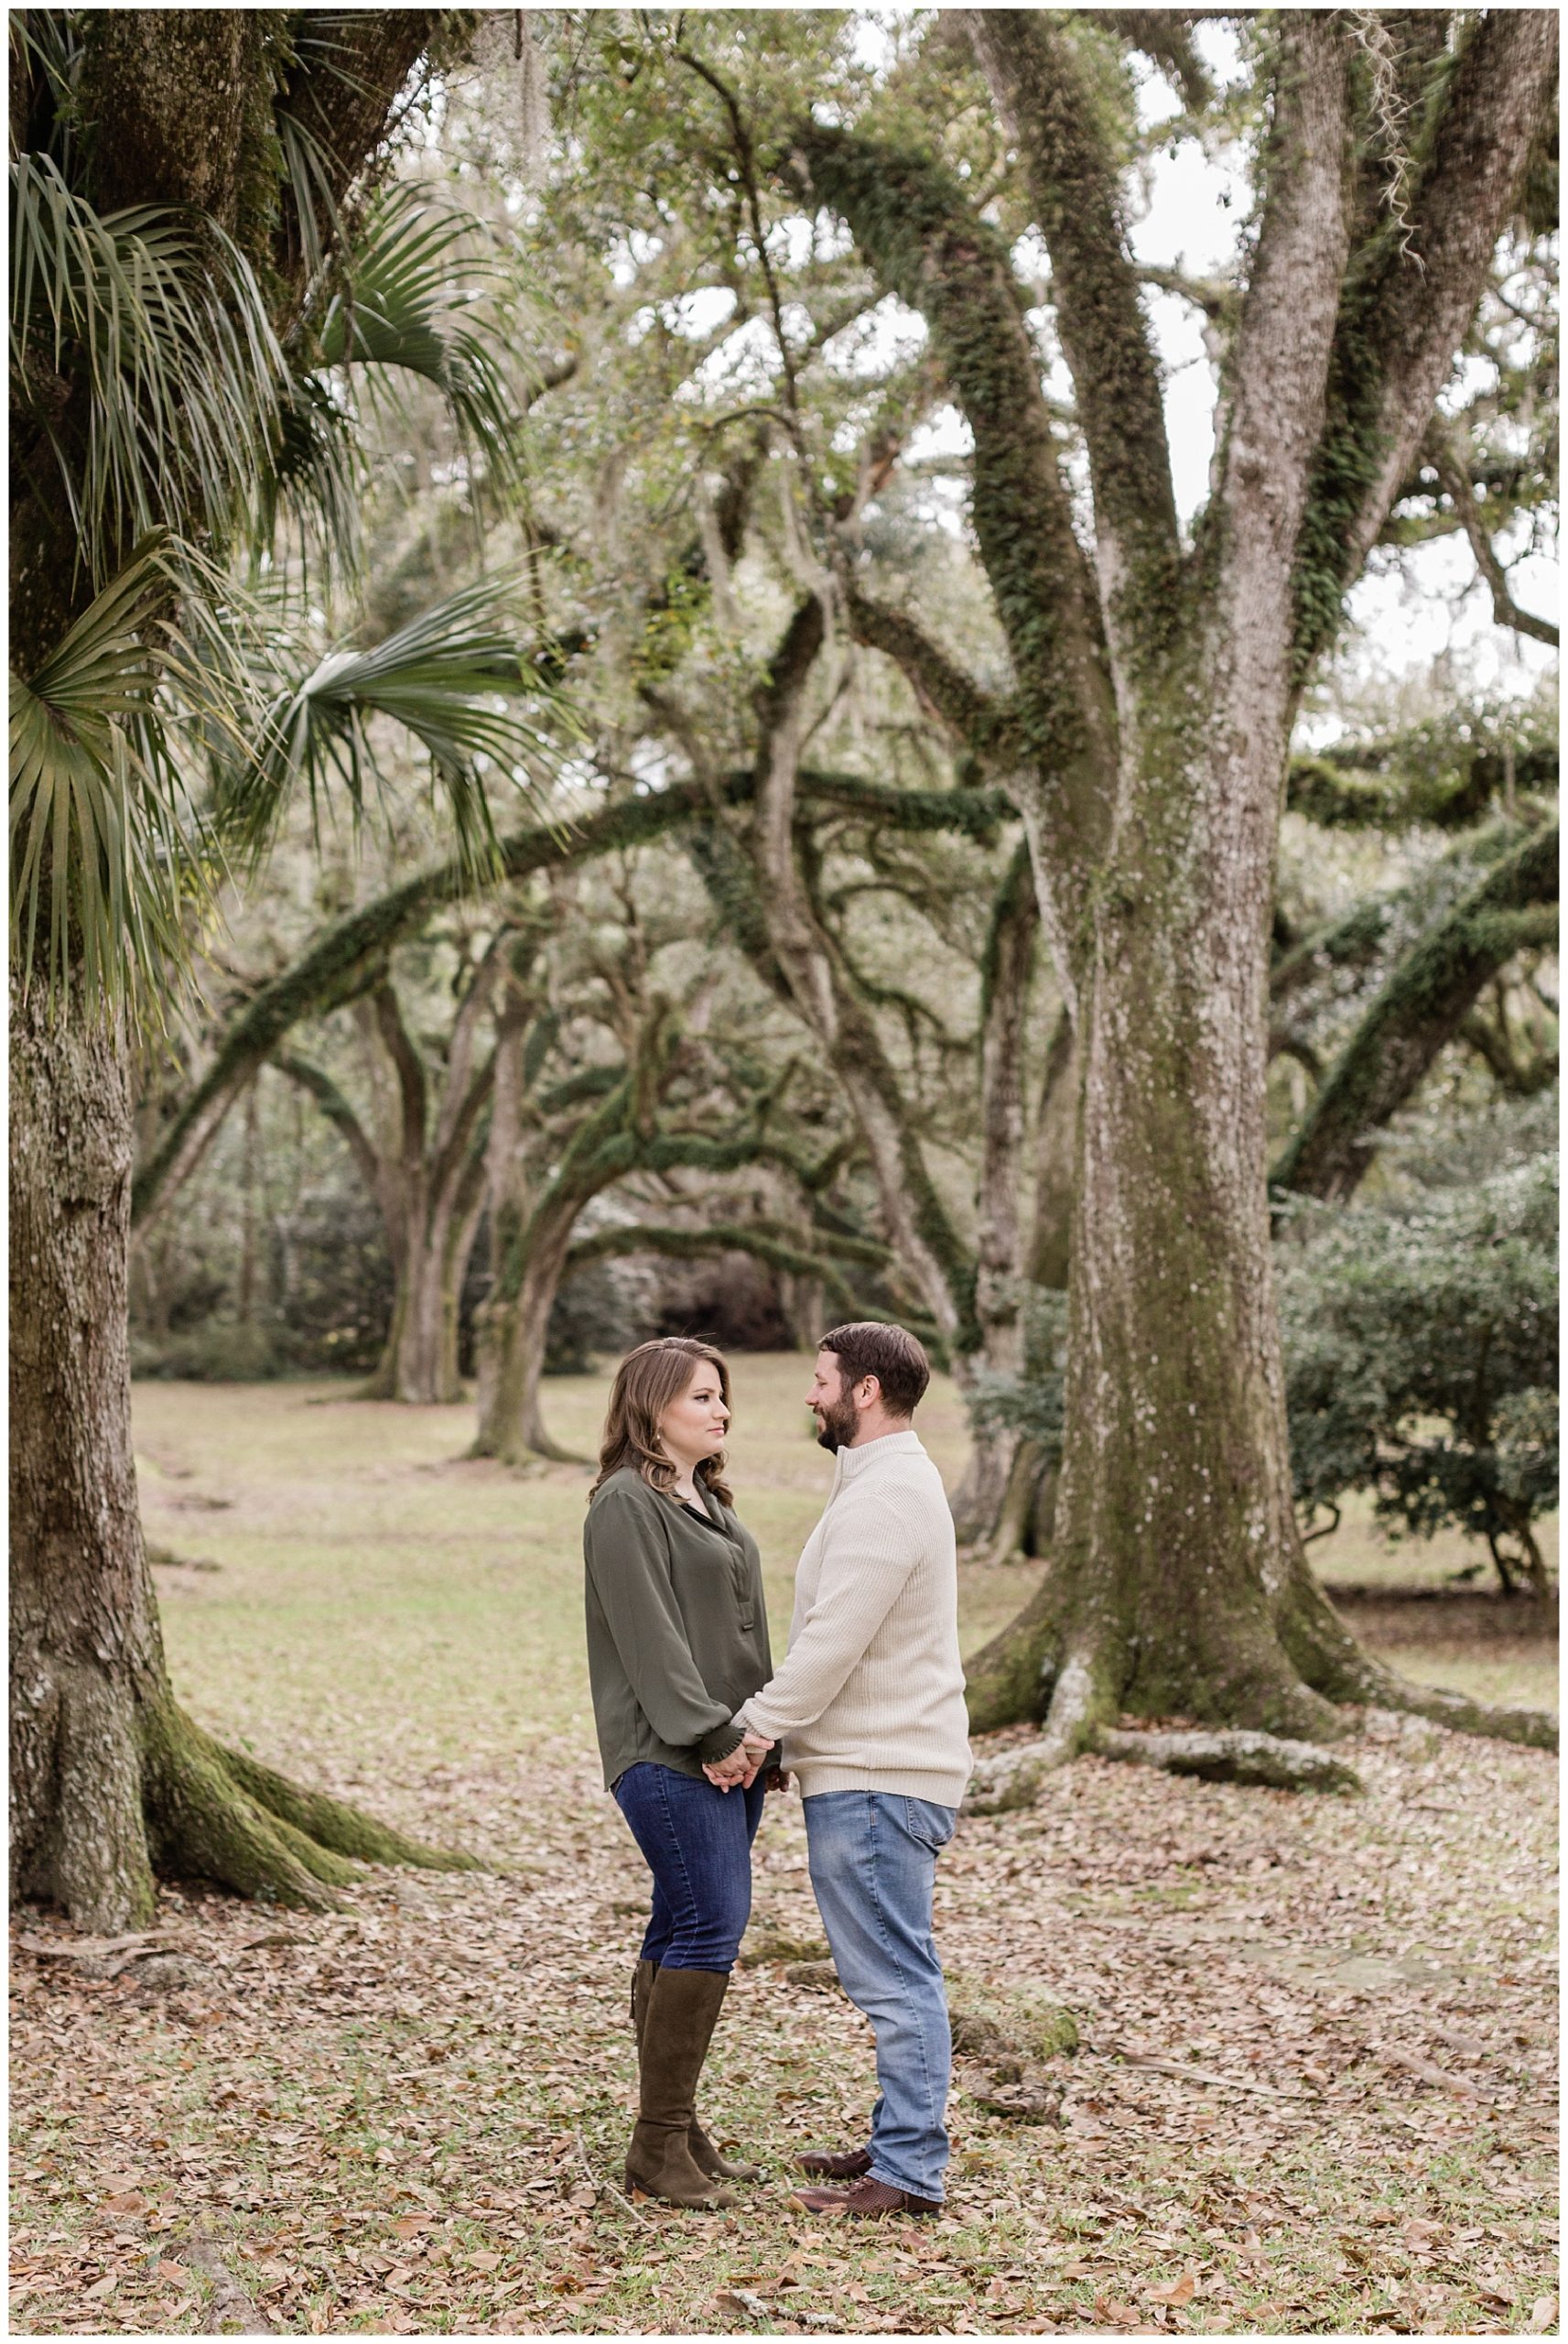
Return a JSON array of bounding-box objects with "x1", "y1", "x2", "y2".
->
[{"x1": 813, "y1": 1394, "x2": 858, "y2": 1453}]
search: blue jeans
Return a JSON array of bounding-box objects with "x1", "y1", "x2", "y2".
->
[
  {"x1": 804, "y1": 1791, "x2": 957, "y2": 2202},
  {"x1": 613, "y1": 1763, "x2": 765, "y2": 1973}
]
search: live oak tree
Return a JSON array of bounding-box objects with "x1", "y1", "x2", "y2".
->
[
  {"x1": 769, "y1": 9, "x2": 1558, "y2": 1783},
  {"x1": 8, "y1": 9, "x2": 561, "y2": 1926}
]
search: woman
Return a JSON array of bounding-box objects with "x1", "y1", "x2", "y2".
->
[{"x1": 583, "y1": 1337, "x2": 777, "y2": 2210}]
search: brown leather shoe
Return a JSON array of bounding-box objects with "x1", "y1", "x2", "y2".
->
[
  {"x1": 799, "y1": 2146, "x2": 873, "y2": 2179},
  {"x1": 792, "y1": 2175, "x2": 942, "y2": 2219}
]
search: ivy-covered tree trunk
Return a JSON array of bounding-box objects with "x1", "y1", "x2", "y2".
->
[
  {"x1": 9, "y1": 8, "x2": 468, "y2": 1928},
  {"x1": 950, "y1": 841, "x2": 1038, "y2": 1543}
]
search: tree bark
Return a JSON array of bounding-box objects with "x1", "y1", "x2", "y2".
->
[
  {"x1": 968, "y1": 16, "x2": 1358, "y2": 1751},
  {"x1": 473, "y1": 1218, "x2": 580, "y2": 1465},
  {"x1": 951, "y1": 841, "x2": 1037, "y2": 1544},
  {"x1": 10, "y1": 999, "x2": 465, "y2": 1927},
  {"x1": 10, "y1": 9, "x2": 462, "y2": 1927}
]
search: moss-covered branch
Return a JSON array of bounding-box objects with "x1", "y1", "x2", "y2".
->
[
  {"x1": 795, "y1": 121, "x2": 1116, "y2": 938},
  {"x1": 1294, "y1": 11, "x2": 1559, "y2": 667},
  {"x1": 564, "y1": 1221, "x2": 866, "y2": 1316},
  {"x1": 966, "y1": 10, "x2": 1180, "y2": 620},
  {"x1": 845, "y1": 587, "x2": 1022, "y2": 774},
  {"x1": 1284, "y1": 745, "x2": 1552, "y2": 831},
  {"x1": 1270, "y1": 816, "x2": 1538, "y2": 1004},
  {"x1": 1272, "y1": 821, "x2": 1559, "y2": 1199},
  {"x1": 274, "y1": 1053, "x2": 382, "y2": 1197},
  {"x1": 132, "y1": 768, "x2": 1010, "y2": 1231}
]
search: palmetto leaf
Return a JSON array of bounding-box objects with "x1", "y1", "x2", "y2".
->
[
  {"x1": 9, "y1": 534, "x2": 214, "y2": 1018},
  {"x1": 10, "y1": 154, "x2": 286, "y2": 588},
  {"x1": 314, "y1": 192, "x2": 533, "y2": 507},
  {"x1": 235, "y1": 572, "x2": 570, "y2": 878}
]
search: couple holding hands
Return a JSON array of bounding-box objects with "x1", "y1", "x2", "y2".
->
[{"x1": 582, "y1": 1324, "x2": 972, "y2": 2219}]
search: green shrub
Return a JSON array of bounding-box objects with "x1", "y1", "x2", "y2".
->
[{"x1": 1276, "y1": 1155, "x2": 1558, "y2": 1590}]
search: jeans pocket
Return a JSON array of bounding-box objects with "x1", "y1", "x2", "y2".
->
[{"x1": 903, "y1": 1796, "x2": 957, "y2": 1853}]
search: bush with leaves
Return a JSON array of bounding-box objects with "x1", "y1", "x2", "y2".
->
[{"x1": 1276, "y1": 1156, "x2": 1558, "y2": 1593}]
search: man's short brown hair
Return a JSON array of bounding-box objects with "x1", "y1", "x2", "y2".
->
[{"x1": 818, "y1": 1322, "x2": 930, "y2": 1418}]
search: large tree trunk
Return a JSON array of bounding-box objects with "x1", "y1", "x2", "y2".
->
[
  {"x1": 10, "y1": 1001, "x2": 466, "y2": 1929},
  {"x1": 10, "y1": 8, "x2": 463, "y2": 1928}
]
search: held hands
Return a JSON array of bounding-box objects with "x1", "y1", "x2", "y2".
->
[{"x1": 703, "y1": 1730, "x2": 776, "y2": 1793}]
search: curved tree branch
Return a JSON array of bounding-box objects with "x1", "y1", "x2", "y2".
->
[
  {"x1": 1271, "y1": 821, "x2": 1560, "y2": 1199},
  {"x1": 274, "y1": 1052, "x2": 382, "y2": 1199},
  {"x1": 131, "y1": 767, "x2": 1011, "y2": 1231},
  {"x1": 966, "y1": 8, "x2": 1181, "y2": 625},
  {"x1": 563, "y1": 1221, "x2": 865, "y2": 1316},
  {"x1": 1428, "y1": 418, "x2": 1560, "y2": 647}
]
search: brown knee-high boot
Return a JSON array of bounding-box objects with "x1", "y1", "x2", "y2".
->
[
  {"x1": 624, "y1": 1966, "x2": 737, "y2": 2208},
  {"x1": 633, "y1": 1959, "x2": 761, "y2": 2183}
]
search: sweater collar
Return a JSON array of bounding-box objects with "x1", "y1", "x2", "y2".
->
[{"x1": 832, "y1": 1427, "x2": 925, "y2": 1484}]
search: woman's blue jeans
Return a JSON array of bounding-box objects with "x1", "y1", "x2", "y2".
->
[
  {"x1": 613, "y1": 1762, "x2": 765, "y2": 1973},
  {"x1": 804, "y1": 1790, "x2": 958, "y2": 2203}
]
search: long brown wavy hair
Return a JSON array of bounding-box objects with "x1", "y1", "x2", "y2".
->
[{"x1": 589, "y1": 1337, "x2": 736, "y2": 1507}]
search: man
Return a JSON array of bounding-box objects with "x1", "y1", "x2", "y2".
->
[{"x1": 708, "y1": 1323, "x2": 970, "y2": 2218}]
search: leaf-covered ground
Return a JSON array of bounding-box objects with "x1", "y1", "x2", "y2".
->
[{"x1": 11, "y1": 1365, "x2": 1558, "y2": 2336}]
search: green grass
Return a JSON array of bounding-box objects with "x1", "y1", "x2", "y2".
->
[{"x1": 135, "y1": 1357, "x2": 1042, "y2": 1773}]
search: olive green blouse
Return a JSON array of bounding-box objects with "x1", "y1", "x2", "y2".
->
[{"x1": 582, "y1": 1467, "x2": 773, "y2": 1790}]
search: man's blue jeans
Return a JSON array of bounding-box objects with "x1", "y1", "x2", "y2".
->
[
  {"x1": 613, "y1": 1763, "x2": 765, "y2": 1972},
  {"x1": 803, "y1": 1790, "x2": 957, "y2": 2203}
]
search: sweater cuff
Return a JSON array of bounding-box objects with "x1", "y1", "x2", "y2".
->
[
  {"x1": 697, "y1": 1721, "x2": 745, "y2": 1764},
  {"x1": 735, "y1": 1696, "x2": 791, "y2": 1742}
]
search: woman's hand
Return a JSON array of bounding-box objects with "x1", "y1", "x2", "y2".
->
[{"x1": 703, "y1": 1746, "x2": 756, "y2": 1792}]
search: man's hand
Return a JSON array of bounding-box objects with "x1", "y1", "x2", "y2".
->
[{"x1": 703, "y1": 1728, "x2": 776, "y2": 1793}]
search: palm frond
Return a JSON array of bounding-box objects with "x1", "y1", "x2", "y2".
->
[
  {"x1": 315, "y1": 193, "x2": 534, "y2": 511},
  {"x1": 9, "y1": 534, "x2": 216, "y2": 1019},
  {"x1": 233, "y1": 573, "x2": 571, "y2": 877},
  {"x1": 10, "y1": 154, "x2": 286, "y2": 587}
]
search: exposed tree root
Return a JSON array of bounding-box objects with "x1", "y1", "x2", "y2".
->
[
  {"x1": 1333, "y1": 1662, "x2": 1556, "y2": 1753},
  {"x1": 1282, "y1": 1576, "x2": 1559, "y2": 1752},
  {"x1": 964, "y1": 1574, "x2": 1555, "y2": 1815},
  {"x1": 140, "y1": 1698, "x2": 477, "y2": 1911},
  {"x1": 1093, "y1": 1726, "x2": 1361, "y2": 1793}
]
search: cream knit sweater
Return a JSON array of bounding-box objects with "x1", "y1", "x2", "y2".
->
[{"x1": 736, "y1": 1428, "x2": 972, "y2": 1807}]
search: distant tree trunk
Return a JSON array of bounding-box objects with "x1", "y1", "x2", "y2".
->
[
  {"x1": 951, "y1": 841, "x2": 1038, "y2": 1545},
  {"x1": 777, "y1": 1269, "x2": 826, "y2": 1352},
  {"x1": 473, "y1": 1219, "x2": 580, "y2": 1464},
  {"x1": 469, "y1": 1004, "x2": 588, "y2": 1466},
  {"x1": 281, "y1": 965, "x2": 498, "y2": 1407}
]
